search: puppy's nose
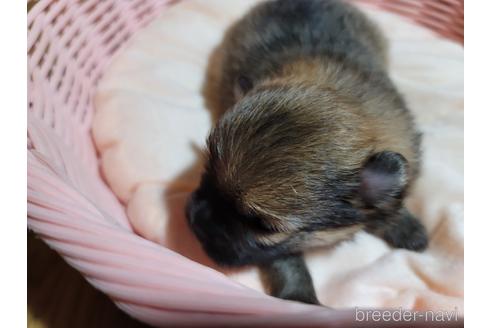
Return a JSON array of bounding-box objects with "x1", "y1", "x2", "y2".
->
[
  {"x1": 185, "y1": 193, "x2": 198, "y2": 225},
  {"x1": 186, "y1": 192, "x2": 213, "y2": 227},
  {"x1": 185, "y1": 204, "x2": 196, "y2": 225}
]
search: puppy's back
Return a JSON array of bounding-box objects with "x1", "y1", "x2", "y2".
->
[{"x1": 216, "y1": 0, "x2": 388, "y2": 112}]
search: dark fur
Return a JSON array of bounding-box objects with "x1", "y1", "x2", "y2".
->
[
  {"x1": 186, "y1": 0, "x2": 428, "y2": 303},
  {"x1": 259, "y1": 254, "x2": 320, "y2": 305}
]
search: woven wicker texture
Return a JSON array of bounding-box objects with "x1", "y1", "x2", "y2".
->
[
  {"x1": 358, "y1": 0, "x2": 463, "y2": 44},
  {"x1": 27, "y1": 0, "x2": 463, "y2": 326}
]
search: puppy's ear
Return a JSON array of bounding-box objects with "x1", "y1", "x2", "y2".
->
[{"x1": 359, "y1": 151, "x2": 409, "y2": 208}]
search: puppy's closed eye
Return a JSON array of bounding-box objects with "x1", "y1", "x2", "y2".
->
[
  {"x1": 238, "y1": 75, "x2": 253, "y2": 93},
  {"x1": 243, "y1": 214, "x2": 274, "y2": 232},
  {"x1": 234, "y1": 75, "x2": 253, "y2": 100}
]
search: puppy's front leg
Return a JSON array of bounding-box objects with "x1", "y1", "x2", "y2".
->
[
  {"x1": 259, "y1": 254, "x2": 320, "y2": 305},
  {"x1": 368, "y1": 207, "x2": 429, "y2": 251}
]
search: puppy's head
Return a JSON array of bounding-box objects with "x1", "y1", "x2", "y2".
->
[{"x1": 187, "y1": 84, "x2": 411, "y2": 266}]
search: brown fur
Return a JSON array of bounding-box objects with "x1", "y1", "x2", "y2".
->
[
  {"x1": 187, "y1": 0, "x2": 428, "y2": 304},
  {"x1": 208, "y1": 57, "x2": 420, "y2": 236}
]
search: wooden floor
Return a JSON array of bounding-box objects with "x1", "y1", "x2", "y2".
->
[{"x1": 27, "y1": 231, "x2": 149, "y2": 328}]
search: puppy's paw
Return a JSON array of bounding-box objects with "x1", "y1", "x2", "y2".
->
[
  {"x1": 383, "y1": 210, "x2": 428, "y2": 252},
  {"x1": 260, "y1": 255, "x2": 321, "y2": 305}
]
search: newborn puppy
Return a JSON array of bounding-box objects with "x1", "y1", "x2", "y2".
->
[{"x1": 186, "y1": 0, "x2": 428, "y2": 304}]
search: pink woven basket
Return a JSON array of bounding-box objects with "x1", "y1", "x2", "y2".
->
[{"x1": 27, "y1": 0, "x2": 463, "y2": 326}]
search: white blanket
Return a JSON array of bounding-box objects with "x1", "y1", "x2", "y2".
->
[{"x1": 93, "y1": 0, "x2": 463, "y2": 312}]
